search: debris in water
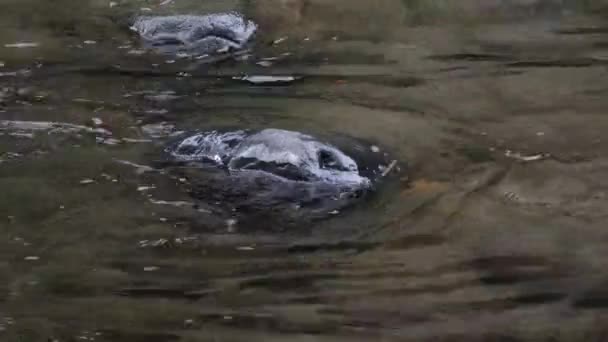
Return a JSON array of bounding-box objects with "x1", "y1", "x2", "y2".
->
[
  {"x1": 159, "y1": 217, "x2": 168, "y2": 222},
  {"x1": 99, "y1": 137, "x2": 121, "y2": 146},
  {"x1": 329, "y1": 210, "x2": 340, "y2": 215},
  {"x1": 4, "y1": 42, "x2": 39, "y2": 48},
  {"x1": 8, "y1": 132, "x2": 34, "y2": 138},
  {"x1": 381, "y1": 160, "x2": 398, "y2": 177},
  {"x1": 114, "y1": 159, "x2": 157, "y2": 174},
  {"x1": 234, "y1": 75, "x2": 299, "y2": 85},
  {"x1": 139, "y1": 239, "x2": 169, "y2": 248},
  {"x1": 143, "y1": 108, "x2": 169, "y2": 115},
  {"x1": 256, "y1": 60, "x2": 274, "y2": 67},
  {"x1": 149, "y1": 199, "x2": 193, "y2": 207},
  {"x1": 144, "y1": 92, "x2": 181, "y2": 102},
  {"x1": 24, "y1": 256, "x2": 40, "y2": 261},
  {"x1": 122, "y1": 138, "x2": 153, "y2": 143},
  {"x1": 226, "y1": 218, "x2": 238, "y2": 232},
  {"x1": 505, "y1": 150, "x2": 549, "y2": 163},
  {"x1": 273, "y1": 36, "x2": 288, "y2": 45},
  {"x1": 79, "y1": 179, "x2": 95, "y2": 185},
  {"x1": 127, "y1": 49, "x2": 146, "y2": 55}
]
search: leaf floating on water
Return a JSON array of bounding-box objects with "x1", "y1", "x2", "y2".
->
[
  {"x1": 149, "y1": 199, "x2": 193, "y2": 207},
  {"x1": 127, "y1": 49, "x2": 146, "y2": 55},
  {"x1": 122, "y1": 138, "x2": 153, "y2": 143},
  {"x1": 505, "y1": 150, "x2": 549, "y2": 163},
  {"x1": 256, "y1": 60, "x2": 274, "y2": 67},
  {"x1": 4, "y1": 42, "x2": 39, "y2": 48},
  {"x1": 273, "y1": 36, "x2": 288, "y2": 45},
  {"x1": 114, "y1": 159, "x2": 157, "y2": 174},
  {"x1": 234, "y1": 75, "x2": 299, "y2": 85}
]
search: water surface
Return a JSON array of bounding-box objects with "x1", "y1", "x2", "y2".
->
[{"x1": 2, "y1": 0, "x2": 608, "y2": 341}]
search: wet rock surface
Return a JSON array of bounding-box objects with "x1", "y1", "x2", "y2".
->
[
  {"x1": 130, "y1": 12, "x2": 257, "y2": 56},
  {"x1": 161, "y1": 128, "x2": 392, "y2": 228}
]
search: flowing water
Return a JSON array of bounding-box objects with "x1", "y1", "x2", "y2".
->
[{"x1": 2, "y1": 0, "x2": 608, "y2": 341}]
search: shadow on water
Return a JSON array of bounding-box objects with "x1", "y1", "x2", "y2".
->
[{"x1": 3, "y1": 0, "x2": 608, "y2": 341}]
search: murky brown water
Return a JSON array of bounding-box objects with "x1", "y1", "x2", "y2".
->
[{"x1": 2, "y1": 0, "x2": 608, "y2": 341}]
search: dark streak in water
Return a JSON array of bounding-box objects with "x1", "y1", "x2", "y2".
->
[
  {"x1": 555, "y1": 27, "x2": 608, "y2": 35},
  {"x1": 428, "y1": 53, "x2": 515, "y2": 62},
  {"x1": 98, "y1": 330, "x2": 181, "y2": 342},
  {"x1": 115, "y1": 287, "x2": 215, "y2": 300},
  {"x1": 286, "y1": 241, "x2": 379, "y2": 254},
  {"x1": 197, "y1": 312, "x2": 339, "y2": 335},
  {"x1": 456, "y1": 292, "x2": 566, "y2": 313},
  {"x1": 505, "y1": 58, "x2": 608, "y2": 68}
]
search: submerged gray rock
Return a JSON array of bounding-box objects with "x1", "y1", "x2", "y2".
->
[
  {"x1": 131, "y1": 12, "x2": 257, "y2": 56},
  {"x1": 161, "y1": 128, "x2": 392, "y2": 229}
]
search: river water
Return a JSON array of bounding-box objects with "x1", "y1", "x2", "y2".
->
[{"x1": 2, "y1": 0, "x2": 608, "y2": 341}]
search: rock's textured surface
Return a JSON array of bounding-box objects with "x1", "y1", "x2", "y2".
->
[
  {"x1": 163, "y1": 128, "x2": 391, "y2": 227},
  {"x1": 131, "y1": 12, "x2": 257, "y2": 56}
]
